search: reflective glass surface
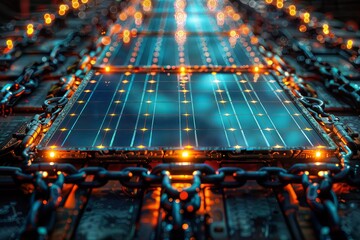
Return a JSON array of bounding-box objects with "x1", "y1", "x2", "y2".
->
[{"x1": 43, "y1": 73, "x2": 329, "y2": 149}]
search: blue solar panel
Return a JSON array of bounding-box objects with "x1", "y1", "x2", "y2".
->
[{"x1": 40, "y1": 72, "x2": 331, "y2": 150}]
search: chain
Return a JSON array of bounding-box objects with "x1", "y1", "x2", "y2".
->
[
  {"x1": 0, "y1": 162, "x2": 359, "y2": 239},
  {"x1": 0, "y1": 31, "x2": 80, "y2": 117}
]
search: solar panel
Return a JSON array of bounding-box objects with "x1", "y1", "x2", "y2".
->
[{"x1": 39, "y1": 71, "x2": 333, "y2": 152}]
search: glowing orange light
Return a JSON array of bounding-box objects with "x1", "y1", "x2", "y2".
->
[
  {"x1": 26, "y1": 23, "x2": 34, "y2": 36},
  {"x1": 105, "y1": 66, "x2": 110, "y2": 72},
  {"x1": 303, "y1": 12, "x2": 310, "y2": 23},
  {"x1": 322, "y1": 24, "x2": 330, "y2": 35},
  {"x1": 254, "y1": 66, "x2": 259, "y2": 72},
  {"x1": 134, "y1": 11, "x2": 142, "y2": 19},
  {"x1": 265, "y1": 0, "x2": 273, "y2": 4},
  {"x1": 179, "y1": 191, "x2": 188, "y2": 200},
  {"x1": 346, "y1": 39, "x2": 353, "y2": 49},
  {"x1": 123, "y1": 36, "x2": 130, "y2": 43},
  {"x1": 49, "y1": 151, "x2": 56, "y2": 158},
  {"x1": 59, "y1": 4, "x2": 67, "y2": 11},
  {"x1": 101, "y1": 36, "x2": 111, "y2": 46},
  {"x1": 315, "y1": 151, "x2": 321, "y2": 158},
  {"x1": 182, "y1": 223, "x2": 189, "y2": 230},
  {"x1": 142, "y1": 0, "x2": 152, "y2": 12},
  {"x1": 181, "y1": 151, "x2": 189, "y2": 158},
  {"x1": 119, "y1": 13, "x2": 128, "y2": 21},
  {"x1": 111, "y1": 24, "x2": 121, "y2": 34},
  {"x1": 299, "y1": 24, "x2": 307, "y2": 32},
  {"x1": 229, "y1": 30, "x2": 237, "y2": 37},
  {"x1": 288, "y1": 5, "x2": 296, "y2": 16},
  {"x1": 6, "y1": 39, "x2": 13, "y2": 50},
  {"x1": 72, "y1": 1, "x2": 80, "y2": 9},
  {"x1": 123, "y1": 29, "x2": 130, "y2": 37}
]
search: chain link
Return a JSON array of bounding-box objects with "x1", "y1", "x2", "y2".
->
[{"x1": 0, "y1": 161, "x2": 359, "y2": 239}]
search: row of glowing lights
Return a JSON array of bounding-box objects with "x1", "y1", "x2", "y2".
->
[
  {"x1": 265, "y1": 0, "x2": 355, "y2": 50},
  {"x1": 48, "y1": 148, "x2": 326, "y2": 162}
]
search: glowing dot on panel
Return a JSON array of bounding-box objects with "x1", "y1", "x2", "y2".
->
[
  {"x1": 90, "y1": 80, "x2": 97, "y2": 83},
  {"x1": 84, "y1": 90, "x2": 91, "y2": 93},
  {"x1": 228, "y1": 128, "x2": 236, "y2": 131},
  {"x1": 216, "y1": 89, "x2": 224, "y2": 93},
  {"x1": 148, "y1": 80, "x2": 156, "y2": 84},
  {"x1": 293, "y1": 113, "x2": 300, "y2": 116},
  {"x1": 146, "y1": 100, "x2": 152, "y2": 104},
  {"x1": 125, "y1": 72, "x2": 131, "y2": 76},
  {"x1": 304, "y1": 128, "x2": 312, "y2": 131},
  {"x1": 264, "y1": 128, "x2": 273, "y2": 131},
  {"x1": 114, "y1": 100, "x2": 121, "y2": 104},
  {"x1": 49, "y1": 145, "x2": 57, "y2": 149},
  {"x1": 244, "y1": 89, "x2": 251, "y2": 92},
  {"x1": 60, "y1": 128, "x2": 67, "y2": 131},
  {"x1": 118, "y1": 89, "x2": 126, "y2": 93},
  {"x1": 137, "y1": 145, "x2": 146, "y2": 149},
  {"x1": 213, "y1": 79, "x2": 220, "y2": 83},
  {"x1": 109, "y1": 113, "x2": 117, "y2": 116},
  {"x1": 184, "y1": 128, "x2": 192, "y2": 131},
  {"x1": 269, "y1": 80, "x2": 276, "y2": 83},
  {"x1": 185, "y1": 145, "x2": 193, "y2": 149},
  {"x1": 70, "y1": 113, "x2": 76, "y2": 117},
  {"x1": 122, "y1": 80, "x2": 129, "y2": 84},
  {"x1": 224, "y1": 113, "x2": 230, "y2": 116},
  {"x1": 140, "y1": 128, "x2": 148, "y2": 132},
  {"x1": 274, "y1": 144, "x2": 284, "y2": 148},
  {"x1": 219, "y1": 100, "x2": 227, "y2": 104},
  {"x1": 181, "y1": 151, "x2": 189, "y2": 158},
  {"x1": 239, "y1": 80, "x2": 247, "y2": 83},
  {"x1": 105, "y1": 66, "x2": 110, "y2": 72},
  {"x1": 284, "y1": 100, "x2": 291, "y2": 104},
  {"x1": 143, "y1": 113, "x2": 150, "y2": 116},
  {"x1": 49, "y1": 152, "x2": 56, "y2": 158},
  {"x1": 147, "y1": 89, "x2": 154, "y2": 93},
  {"x1": 250, "y1": 100, "x2": 257, "y2": 104},
  {"x1": 180, "y1": 89, "x2": 189, "y2": 93},
  {"x1": 104, "y1": 128, "x2": 111, "y2": 131},
  {"x1": 211, "y1": 72, "x2": 217, "y2": 75},
  {"x1": 234, "y1": 145, "x2": 241, "y2": 149},
  {"x1": 97, "y1": 145, "x2": 105, "y2": 149},
  {"x1": 315, "y1": 151, "x2": 322, "y2": 158},
  {"x1": 78, "y1": 100, "x2": 85, "y2": 104},
  {"x1": 182, "y1": 100, "x2": 190, "y2": 104},
  {"x1": 257, "y1": 113, "x2": 264, "y2": 116},
  {"x1": 183, "y1": 113, "x2": 190, "y2": 116},
  {"x1": 276, "y1": 90, "x2": 283, "y2": 92}
]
